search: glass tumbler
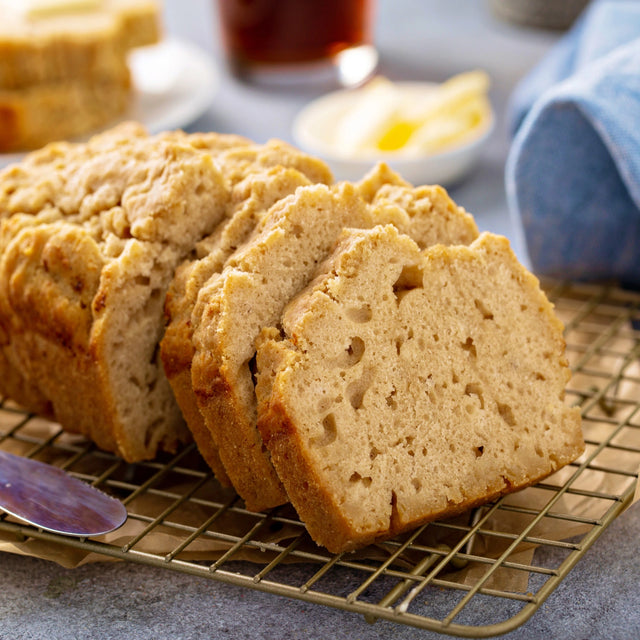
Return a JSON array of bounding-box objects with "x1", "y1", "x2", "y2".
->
[{"x1": 216, "y1": 0, "x2": 378, "y2": 87}]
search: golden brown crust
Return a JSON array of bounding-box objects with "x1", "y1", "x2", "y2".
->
[
  {"x1": 354, "y1": 161, "x2": 411, "y2": 202},
  {"x1": 194, "y1": 366, "x2": 289, "y2": 509},
  {"x1": 0, "y1": 77, "x2": 131, "y2": 152},
  {"x1": 168, "y1": 366, "x2": 231, "y2": 485},
  {"x1": 259, "y1": 397, "x2": 367, "y2": 550},
  {"x1": 0, "y1": 221, "x2": 118, "y2": 450}
]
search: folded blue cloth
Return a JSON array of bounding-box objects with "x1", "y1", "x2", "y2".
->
[{"x1": 506, "y1": 0, "x2": 640, "y2": 287}]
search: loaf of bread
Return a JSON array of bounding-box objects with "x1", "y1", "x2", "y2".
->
[
  {"x1": 0, "y1": 0, "x2": 160, "y2": 151},
  {"x1": 0, "y1": 121, "x2": 584, "y2": 553},
  {"x1": 0, "y1": 122, "x2": 330, "y2": 462},
  {"x1": 187, "y1": 166, "x2": 479, "y2": 511},
  {"x1": 255, "y1": 226, "x2": 585, "y2": 552}
]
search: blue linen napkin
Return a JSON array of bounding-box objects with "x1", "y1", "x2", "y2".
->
[{"x1": 505, "y1": 0, "x2": 640, "y2": 287}]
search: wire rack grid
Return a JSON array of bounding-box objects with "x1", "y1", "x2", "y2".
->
[{"x1": 0, "y1": 281, "x2": 638, "y2": 637}]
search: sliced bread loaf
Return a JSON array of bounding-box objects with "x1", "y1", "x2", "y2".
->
[
  {"x1": 189, "y1": 167, "x2": 479, "y2": 510},
  {"x1": 255, "y1": 226, "x2": 585, "y2": 552},
  {"x1": 0, "y1": 123, "x2": 311, "y2": 462}
]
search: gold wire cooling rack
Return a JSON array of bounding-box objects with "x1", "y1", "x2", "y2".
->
[{"x1": 0, "y1": 280, "x2": 639, "y2": 638}]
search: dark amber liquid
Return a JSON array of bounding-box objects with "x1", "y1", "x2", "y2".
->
[{"x1": 217, "y1": 0, "x2": 372, "y2": 66}]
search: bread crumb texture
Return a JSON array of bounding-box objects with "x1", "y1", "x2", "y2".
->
[{"x1": 256, "y1": 226, "x2": 584, "y2": 552}]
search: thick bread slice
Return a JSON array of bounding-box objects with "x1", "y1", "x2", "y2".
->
[
  {"x1": 0, "y1": 123, "x2": 276, "y2": 461},
  {"x1": 255, "y1": 226, "x2": 585, "y2": 553},
  {"x1": 190, "y1": 169, "x2": 479, "y2": 510},
  {"x1": 0, "y1": 78, "x2": 131, "y2": 152},
  {"x1": 162, "y1": 155, "x2": 332, "y2": 483}
]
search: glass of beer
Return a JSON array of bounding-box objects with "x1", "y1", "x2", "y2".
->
[{"x1": 216, "y1": 0, "x2": 378, "y2": 87}]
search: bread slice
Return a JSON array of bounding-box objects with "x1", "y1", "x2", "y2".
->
[
  {"x1": 0, "y1": 78, "x2": 131, "y2": 152},
  {"x1": 189, "y1": 166, "x2": 479, "y2": 510},
  {"x1": 161, "y1": 150, "x2": 333, "y2": 483},
  {"x1": 255, "y1": 226, "x2": 585, "y2": 552},
  {"x1": 0, "y1": 123, "x2": 301, "y2": 462}
]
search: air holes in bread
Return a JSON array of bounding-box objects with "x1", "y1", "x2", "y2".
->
[
  {"x1": 345, "y1": 336, "x2": 365, "y2": 366},
  {"x1": 475, "y1": 445, "x2": 484, "y2": 458},
  {"x1": 332, "y1": 336, "x2": 365, "y2": 368},
  {"x1": 290, "y1": 221, "x2": 304, "y2": 238},
  {"x1": 348, "y1": 382, "x2": 366, "y2": 410},
  {"x1": 474, "y1": 298, "x2": 494, "y2": 320},
  {"x1": 347, "y1": 368, "x2": 373, "y2": 410},
  {"x1": 461, "y1": 337, "x2": 477, "y2": 358},
  {"x1": 311, "y1": 413, "x2": 337, "y2": 447},
  {"x1": 346, "y1": 305, "x2": 372, "y2": 323},
  {"x1": 349, "y1": 472, "x2": 372, "y2": 487},
  {"x1": 248, "y1": 352, "x2": 258, "y2": 388},
  {"x1": 497, "y1": 402, "x2": 516, "y2": 427},
  {"x1": 464, "y1": 382, "x2": 484, "y2": 409},
  {"x1": 392, "y1": 263, "x2": 423, "y2": 304},
  {"x1": 317, "y1": 394, "x2": 343, "y2": 413}
]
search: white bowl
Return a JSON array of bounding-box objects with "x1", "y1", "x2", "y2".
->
[{"x1": 292, "y1": 82, "x2": 494, "y2": 186}]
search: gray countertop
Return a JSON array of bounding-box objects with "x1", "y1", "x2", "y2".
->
[{"x1": 2, "y1": 1, "x2": 640, "y2": 638}]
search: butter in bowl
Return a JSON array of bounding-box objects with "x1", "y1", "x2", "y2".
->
[{"x1": 293, "y1": 71, "x2": 494, "y2": 185}]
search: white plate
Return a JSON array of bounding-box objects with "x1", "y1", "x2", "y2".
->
[
  {"x1": 0, "y1": 38, "x2": 219, "y2": 169},
  {"x1": 293, "y1": 82, "x2": 494, "y2": 186}
]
